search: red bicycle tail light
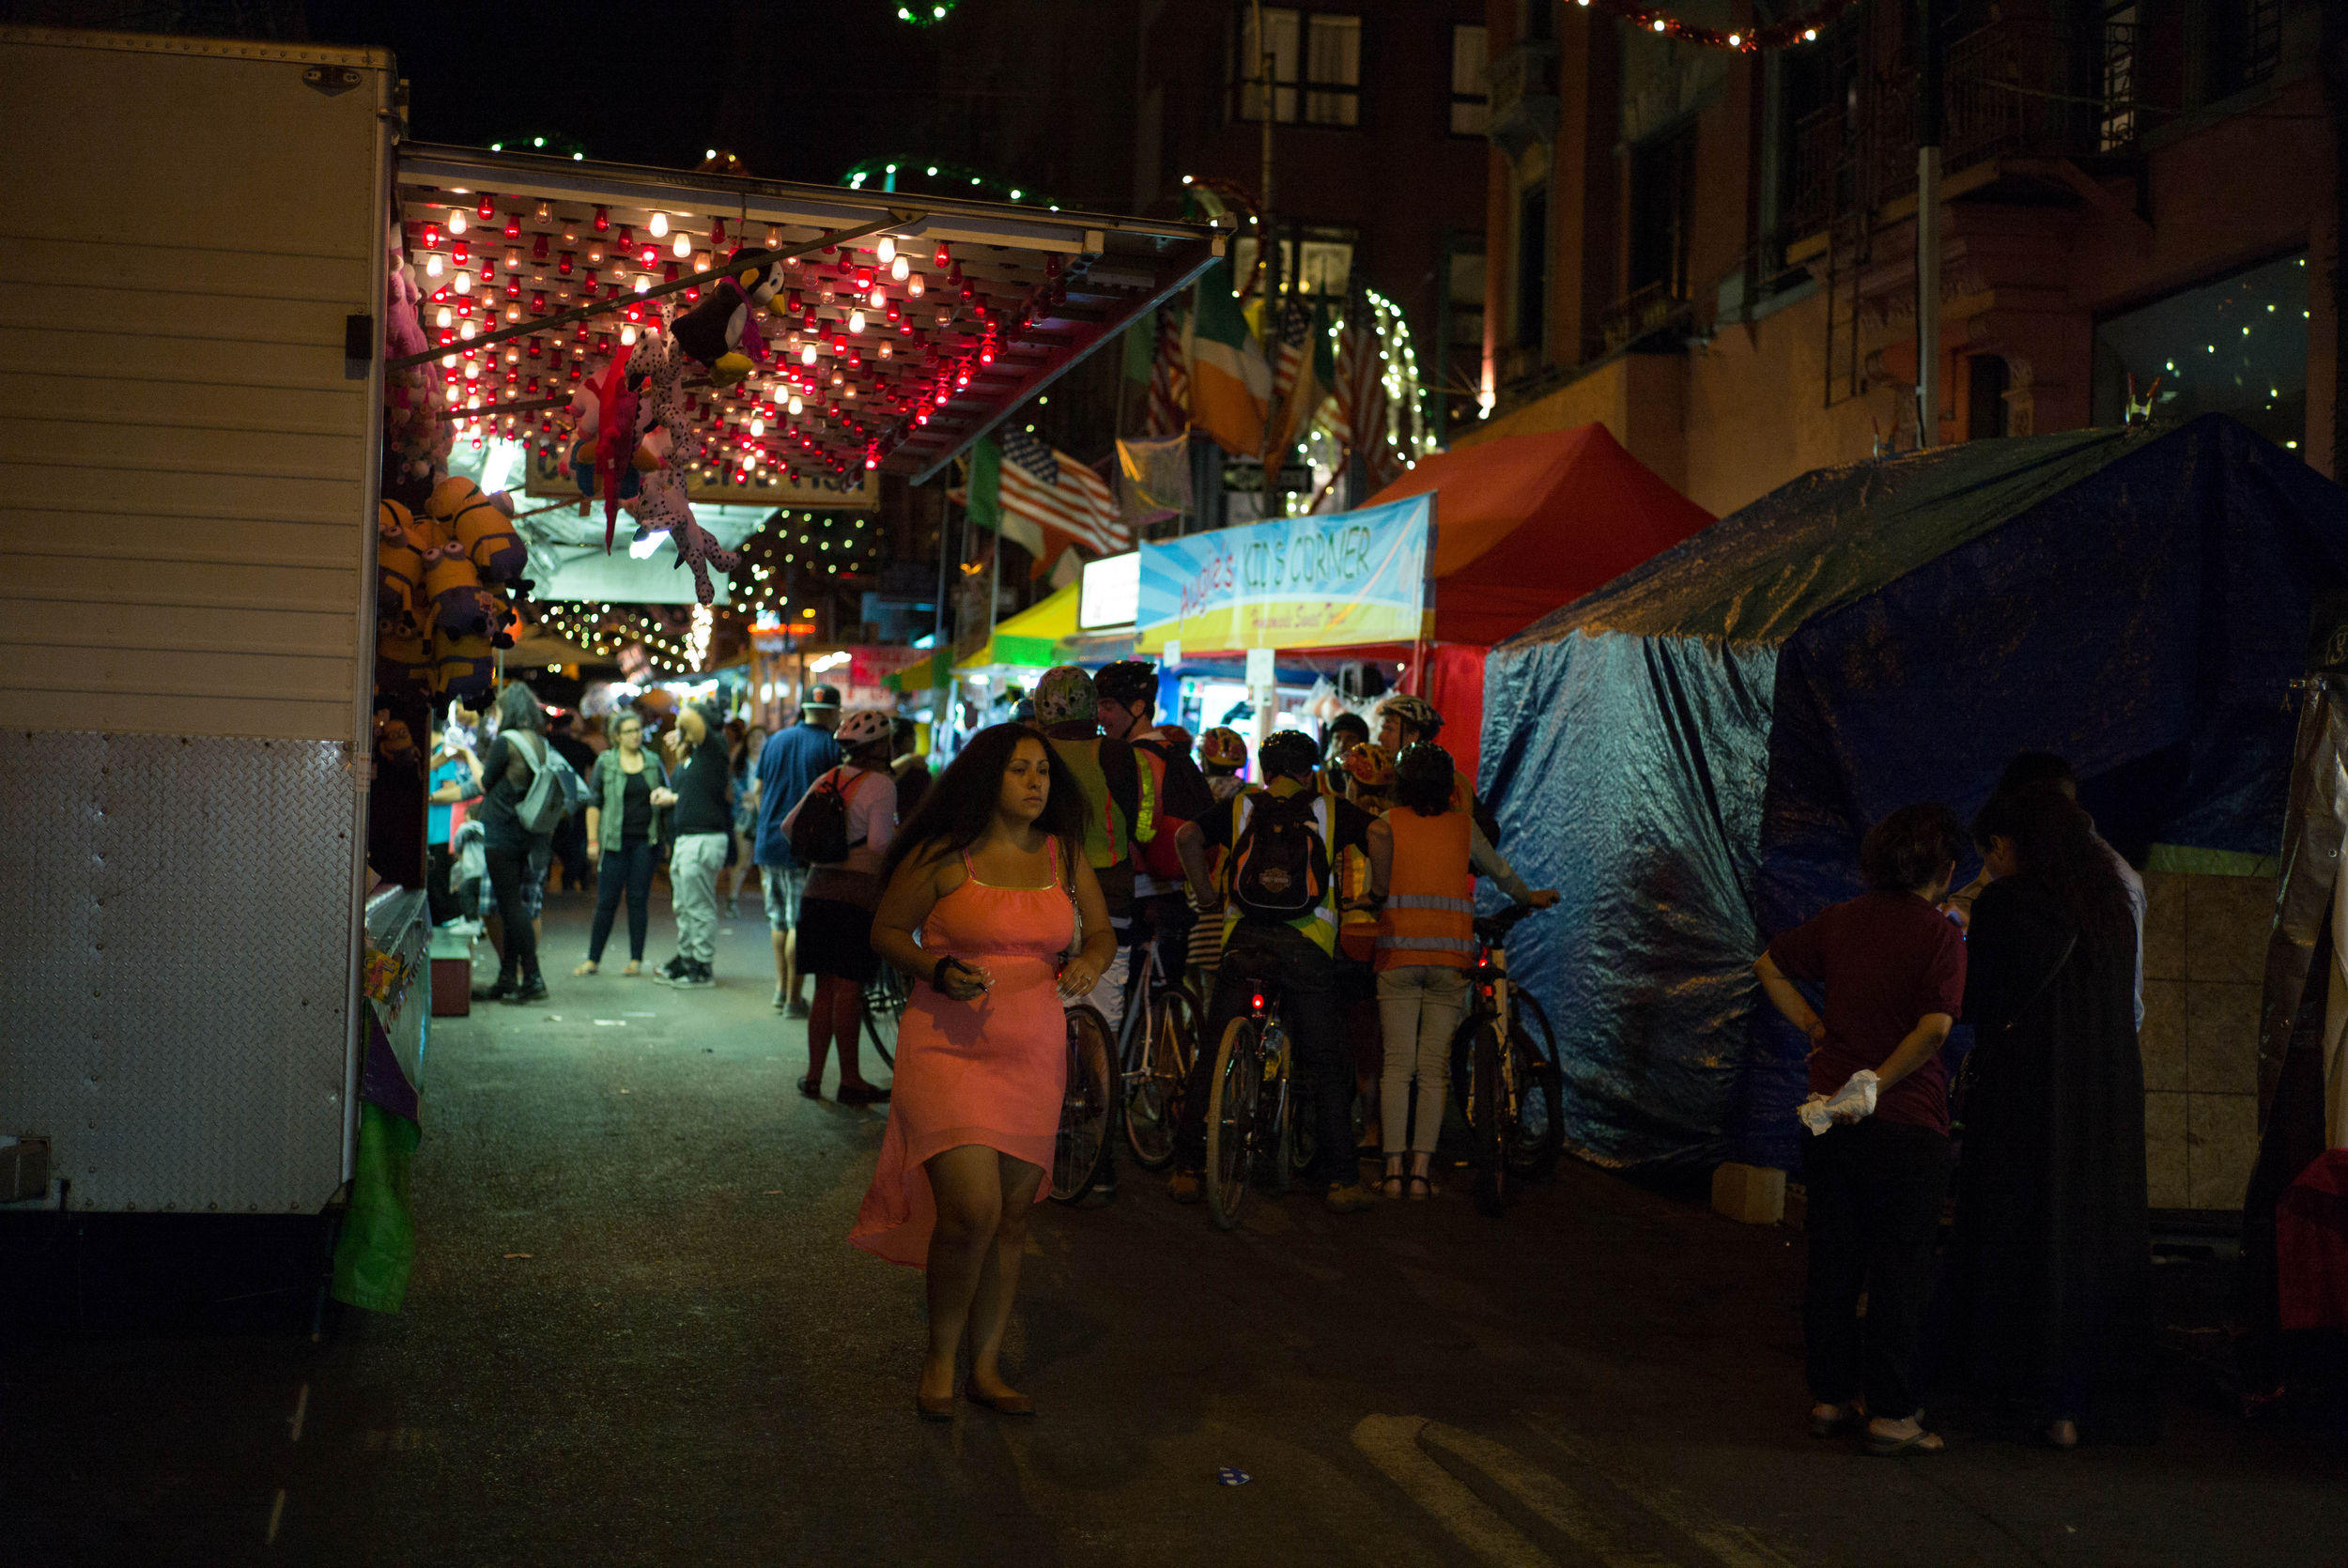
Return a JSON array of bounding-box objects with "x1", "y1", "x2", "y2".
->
[{"x1": 1251, "y1": 992, "x2": 1266, "y2": 1011}]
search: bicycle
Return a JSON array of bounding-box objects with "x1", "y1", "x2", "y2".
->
[
  {"x1": 1448, "y1": 903, "x2": 1564, "y2": 1217},
  {"x1": 1053, "y1": 913, "x2": 1199, "y2": 1204},
  {"x1": 1201, "y1": 984, "x2": 1301, "y2": 1230},
  {"x1": 861, "y1": 963, "x2": 909, "y2": 1069}
]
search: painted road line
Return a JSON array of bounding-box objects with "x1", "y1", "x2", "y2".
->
[
  {"x1": 1352, "y1": 1415, "x2": 1556, "y2": 1568},
  {"x1": 287, "y1": 1384, "x2": 308, "y2": 1444},
  {"x1": 1523, "y1": 1414, "x2": 1803, "y2": 1568},
  {"x1": 1419, "y1": 1422, "x2": 1676, "y2": 1568}
]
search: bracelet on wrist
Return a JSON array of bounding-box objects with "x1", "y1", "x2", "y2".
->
[{"x1": 933, "y1": 954, "x2": 957, "y2": 991}]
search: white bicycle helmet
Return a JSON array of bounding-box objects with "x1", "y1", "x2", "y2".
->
[{"x1": 836, "y1": 708, "x2": 892, "y2": 750}]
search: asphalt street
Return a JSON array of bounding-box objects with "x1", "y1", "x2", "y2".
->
[{"x1": 6, "y1": 888, "x2": 2345, "y2": 1567}]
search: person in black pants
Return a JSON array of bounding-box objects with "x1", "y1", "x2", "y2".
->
[
  {"x1": 1754, "y1": 803, "x2": 1967, "y2": 1457},
  {"x1": 1168, "y1": 729, "x2": 1380, "y2": 1215},
  {"x1": 575, "y1": 710, "x2": 672, "y2": 976},
  {"x1": 472, "y1": 683, "x2": 559, "y2": 1005}
]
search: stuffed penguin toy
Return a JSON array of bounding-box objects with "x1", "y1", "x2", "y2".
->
[{"x1": 669, "y1": 248, "x2": 785, "y2": 389}]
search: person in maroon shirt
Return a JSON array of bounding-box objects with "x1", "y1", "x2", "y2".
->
[{"x1": 1755, "y1": 803, "x2": 1967, "y2": 1457}]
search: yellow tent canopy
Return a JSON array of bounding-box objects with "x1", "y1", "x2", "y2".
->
[{"x1": 951, "y1": 583, "x2": 1081, "y2": 678}]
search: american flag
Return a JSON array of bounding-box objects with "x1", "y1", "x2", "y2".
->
[
  {"x1": 1268, "y1": 300, "x2": 1311, "y2": 415},
  {"x1": 1328, "y1": 315, "x2": 1404, "y2": 490},
  {"x1": 1000, "y1": 428, "x2": 1132, "y2": 559},
  {"x1": 1144, "y1": 305, "x2": 1188, "y2": 438}
]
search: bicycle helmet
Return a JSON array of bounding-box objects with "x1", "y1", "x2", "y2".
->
[
  {"x1": 1092, "y1": 659, "x2": 1158, "y2": 706},
  {"x1": 1032, "y1": 665, "x2": 1097, "y2": 730},
  {"x1": 1199, "y1": 727, "x2": 1249, "y2": 768},
  {"x1": 1393, "y1": 741, "x2": 1456, "y2": 811},
  {"x1": 1377, "y1": 693, "x2": 1442, "y2": 737},
  {"x1": 1258, "y1": 728, "x2": 1321, "y2": 781},
  {"x1": 1340, "y1": 742, "x2": 1397, "y2": 790},
  {"x1": 836, "y1": 708, "x2": 892, "y2": 751}
]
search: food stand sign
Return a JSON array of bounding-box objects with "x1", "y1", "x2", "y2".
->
[{"x1": 1135, "y1": 494, "x2": 1432, "y2": 654}]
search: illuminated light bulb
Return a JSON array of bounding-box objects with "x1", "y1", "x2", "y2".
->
[
  {"x1": 907, "y1": 271, "x2": 924, "y2": 298},
  {"x1": 464, "y1": 359, "x2": 481, "y2": 378},
  {"x1": 802, "y1": 344, "x2": 818, "y2": 366},
  {"x1": 934, "y1": 241, "x2": 950, "y2": 269},
  {"x1": 1803, "y1": 26, "x2": 1816, "y2": 38},
  {"x1": 453, "y1": 269, "x2": 473, "y2": 294},
  {"x1": 451, "y1": 238, "x2": 471, "y2": 266},
  {"x1": 788, "y1": 395, "x2": 803, "y2": 414},
  {"x1": 849, "y1": 309, "x2": 867, "y2": 333},
  {"x1": 534, "y1": 200, "x2": 552, "y2": 223},
  {"x1": 436, "y1": 305, "x2": 453, "y2": 328},
  {"x1": 640, "y1": 245, "x2": 657, "y2": 267},
  {"x1": 620, "y1": 324, "x2": 637, "y2": 346},
  {"x1": 765, "y1": 225, "x2": 783, "y2": 248},
  {"x1": 448, "y1": 210, "x2": 468, "y2": 236},
  {"x1": 502, "y1": 211, "x2": 520, "y2": 239},
  {"x1": 425, "y1": 254, "x2": 445, "y2": 279},
  {"x1": 750, "y1": 417, "x2": 765, "y2": 436},
  {"x1": 634, "y1": 275, "x2": 651, "y2": 294},
  {"x1": 477, "y1": 194, "x2": 496, "y2": 221},
  {"x1": 878, "y1": 342, "x2": 892, "y2": 359},
  {"x1": 1727, "y1": 31, "x2": 1740, "y2": 44},
  {"x1": 672, "y1": 232, "x2": 692, "y2": 259},
  {"x1": 649, "y1": 211, "x2": 669, "y2": 238},
  {"x1": 441, "y1": 352, "x2": 457, "y2": 367},
  {"x1": 503, "y1": 247, "x2": 521, "y2": 270},
  {"x1": 1653, "y1": 17, "x2": 1666, "y2": 29},
  {"x1": 617, "y1": 225, "x2": 635, "y2": 248}
]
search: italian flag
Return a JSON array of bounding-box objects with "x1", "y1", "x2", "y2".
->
[{"x1": 1183, "y1": 255, "x2": 1270, "y2": 455}]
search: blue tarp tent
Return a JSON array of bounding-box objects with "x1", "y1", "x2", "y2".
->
[{"x1": 1480, "y1": 416, "x2": 2348, "y2": 1171}]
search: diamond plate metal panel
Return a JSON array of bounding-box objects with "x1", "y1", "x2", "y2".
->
[{"x1": 0, "y1": 731, "x2": 357, "y2": 1211}]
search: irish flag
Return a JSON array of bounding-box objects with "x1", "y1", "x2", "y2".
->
[{"x1": 1183, "y1": 255, "x2": 1270, "y2": 455}]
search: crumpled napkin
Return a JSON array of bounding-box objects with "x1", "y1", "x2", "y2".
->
[{"x1": 1798, "y1": 1069, "x2": 1879, "y2": 1136}]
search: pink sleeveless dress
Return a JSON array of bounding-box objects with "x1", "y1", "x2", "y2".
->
[{"x1": 849, "y1": 841, "x2": 1074, "y2": 1268}]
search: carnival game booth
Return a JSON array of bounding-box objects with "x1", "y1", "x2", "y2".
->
[
  {"x1": 0, "y1": 23, "x2": 1218, "y2": 1319},
  {"x1": 1480, "y1": 415, "x2": 2348, "y2": 1176},
  {"x1": 1118, "y1": 426, "x2": 1710, "y2": 777}
]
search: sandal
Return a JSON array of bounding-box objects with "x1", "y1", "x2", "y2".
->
[
  {"x1": 1864, "y1": 1426, "x2": 1944, "y2": 1457},
  {"x1": 1381, "y1": 1158, "x2": 1405, "y2": 1199},
  {"x1": 796, "y1": 1075, "x2": 823, "y2": 1099},
  {"x1": 1406, "y1": 1176, "x2": 1434, "y2": 1202},
  {"x1": 573, "y1": 961, "x2": 600, "y2": 976},
  {"x1": 623, "y1": 961, "x2": 641, "y2": 976}
]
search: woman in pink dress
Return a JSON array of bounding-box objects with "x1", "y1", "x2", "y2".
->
[{"x1": 855, "y1": 723, "x2": 1116, "y2": 1420}]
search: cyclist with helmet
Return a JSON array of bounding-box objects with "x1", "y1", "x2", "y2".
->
[
  {"x1": 1095, "y1": 659, "x2": 1217, "y2": 985},
  {"x1": 1366, "y1": 741, "x2": 1556, "y2": 1198},
  {"x1": 779, "y1": 707, "x2": 900, "y2": 1104},
  {"x1": 1336, "y1": 742, "x2": 1397, "y2": 813},
  {"x1": 1376, "y1": 693, "x2": 1502, "y2": 846},
  {"x1": 1171, "y1": 728, "x2": 1381, "y2": 1214},
  {"x1": 1331, "y1": 740, "x2": 1398, "y2": 1154},
  {"x1": 1033, "y1": 666, "x2": 1155, "y2": 1041},
  {"x1": 1198, "y1": 727, "x2": 1250, "y2": 802}
]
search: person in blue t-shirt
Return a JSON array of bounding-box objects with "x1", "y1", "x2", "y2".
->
[
  {"x1": 426, "y1": 726, "x2": 480, "y2": 925},
  {"x1": 754, "y1": 684, "x2": 842, "y2": 1016}
]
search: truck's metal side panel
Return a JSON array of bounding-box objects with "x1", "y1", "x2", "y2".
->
[
  {"x1": 0, "y1": 732, "x2": 355, "y2": 1211},
  {"x1": 0, "y1": 29, "x2": 386, "y2": 741}
]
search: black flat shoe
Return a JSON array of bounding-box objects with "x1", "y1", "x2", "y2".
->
[
  {"x1": 502, "y1": 979, "x2": 549, "y2": 1005},
  {"x1": 471, "y1": 980, "x2": 516, "y2": 1003},
  {"x1": 796, "y1": 1075, "x2": 823, "y2": 1099}
]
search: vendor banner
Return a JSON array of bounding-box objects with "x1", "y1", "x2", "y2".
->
[{"x1": 1135, "y1": 493, "x2": 1431, "y2": 654}]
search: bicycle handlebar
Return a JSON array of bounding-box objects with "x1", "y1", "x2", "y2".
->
[{"x1": 1472, "y1": 901, "x2": 1547, "y2": 945}]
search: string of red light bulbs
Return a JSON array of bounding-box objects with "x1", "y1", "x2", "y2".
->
[{"x1": 1569, "y1": 0, "x2": 1857, "y2": 51}]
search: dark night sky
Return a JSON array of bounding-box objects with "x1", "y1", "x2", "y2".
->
[{"x1": 305, "y1": 0, "x2": 949, "y2": 185}]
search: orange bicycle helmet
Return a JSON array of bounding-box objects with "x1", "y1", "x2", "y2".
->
[{"x1": 1198, "y1": 726, "x2": 1248, "y2": 768}]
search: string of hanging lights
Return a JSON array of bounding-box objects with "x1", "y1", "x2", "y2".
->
[
  {"x1": 843, "y1": 158, "x2": 1055, "y2": 208},
  {"x1": 1567, "y1": 0, "x2": 1856, "y2": 50},
  {"x1": 891, "y1": 2, "x2": 959, "y2": 24}
]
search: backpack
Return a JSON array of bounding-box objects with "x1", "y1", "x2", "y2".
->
[
  {"x1": 508, "y1": 732, "x2": 581, "y2": 837},
  {"x1": 1228, "y1": 788, "x2": 1331, "y2": 921},
  {"x1": 789, "y1": 767, "x2": 866, "y2": 865}
]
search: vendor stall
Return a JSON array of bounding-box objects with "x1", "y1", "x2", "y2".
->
[
  {"x1": 1481, "y1": 415, "x2": 2348, "y2": 1174},
  {"x1": 0, "y1": 22, "x2": 1219, "y2": 1318}
]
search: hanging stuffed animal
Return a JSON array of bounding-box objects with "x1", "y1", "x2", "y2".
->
[
  {"x1": 375, "y1": 500, "x2": 436, "y2": 692},
  {"x1": 426, "y1": 475, "x2": 527, "y2": 583},
  {"x1": 596, "y1": 314, "x2": 738, "y2": 605},
  {"x1": 668, "y1": 248, "x2": 785, "y2": 390},
  {"x1": 625, "y1": 423, "x2": 741, "y2": 607}
]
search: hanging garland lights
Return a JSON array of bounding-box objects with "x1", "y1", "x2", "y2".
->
[
  {"x1": 1568, "y1": 0, "x2": 1856, "y2": 51},
  {"x1": 842, "y1": 158, "x2": 1058, "y2": 209},
  {"x1": 892, "y1": 1, "x2": 958, "y2": 23}
]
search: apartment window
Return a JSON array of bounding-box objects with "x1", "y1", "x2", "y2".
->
[
  {"x1": 1231, "y1": 230, "x2": 1355, "y2": 296},
  {"x1": 1233, "y1": 8, "x2": 1362, "y2": 127},
  {"x1": 1628, "y1": 128, "x2": 1696, "y2": 302},
  {"x1": 1450, "y1": 25, "x2": 1490, "y2": 136},
  {"x1": 2099, "y1": 4, "x2": 2138, "y2": 151},
  {"x1": 1515, "y1": 186, "x2": 1547, "y2": 351}
]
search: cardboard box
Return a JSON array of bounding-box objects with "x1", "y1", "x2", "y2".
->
[{"x1": 1711, "y1": 1161, "x2": 1786, "y2": 1225}]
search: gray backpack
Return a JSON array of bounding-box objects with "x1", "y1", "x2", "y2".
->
[{"x1": 509, "y1": 733, "x2": 580, "y2": 836}]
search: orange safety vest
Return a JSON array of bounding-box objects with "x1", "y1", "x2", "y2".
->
[{"x1": 1377, "y1": 807, "x2": 1476, "y2": 970}]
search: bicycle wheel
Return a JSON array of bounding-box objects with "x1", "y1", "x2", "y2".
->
[
  {"x1": 1124, "y1": 989, "x2": 1192, "y2": 1172},
  {"x1": 861, "y1": 964, "x2": 908, "y2": 1069},
  {"x1": 1461, "y1": 1020, "x2": 1509, "y2": 1216},
  {"x1": 1051, "y1": 1005, "x2": 1116, "y2": 1205},
  {"x1": 1203, "y1": 1017, "x2": 1261, "y2": 1230},
  {"x1": 1506, "y1": 991, "x2": 1564, "y2": 1181}
]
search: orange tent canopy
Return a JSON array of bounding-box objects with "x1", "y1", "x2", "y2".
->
[{"x1": 1369, "y1": 423, "x2": 1715, "y2": 647}]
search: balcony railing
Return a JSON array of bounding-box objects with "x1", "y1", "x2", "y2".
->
[
  {"x1": 1780, "y1": 21, "x2": 2084, "y2": 240},
  {"x1": 1599, "y1": 281, "x2": 1691, "y2": 352}
]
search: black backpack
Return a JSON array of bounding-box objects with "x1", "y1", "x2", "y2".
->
[
  {"x1": 789, "y1": 768, "x2": 865, "y2": 865},
  {"x1": 1228, "y1": 789, "x2": 1330, "y2": 920}
]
